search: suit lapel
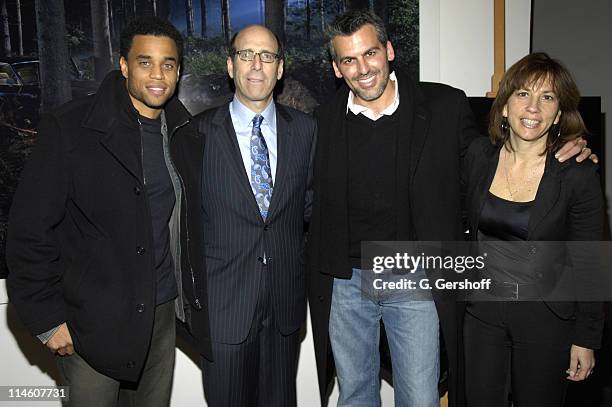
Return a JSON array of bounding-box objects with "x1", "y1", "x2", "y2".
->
[
  {"x1": 407, "y1": 82, "x2": 431, "y2": 184},
  {"x1": 527, "y1": 155, "x2": 562, "y2": 239},
  {"x1": 471, "y1": 146, "x2": 500, "y2": 232},
  {"x1": 212, "y1": 105, "x2": 262, "y2": 219},
  {"x1": 408, "y1": 106, "x2": 430, "y2": 182},
  {"x1": 267, "y1": 105, "x2": 292, "y2": 220}
]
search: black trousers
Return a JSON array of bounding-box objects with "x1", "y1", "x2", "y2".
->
[
  {"x1": 464, "y1": 301, "x2": 574, "y2": 407},
  {"x1": 202, "y1": 269, "x2": 300, "y2": 407}
]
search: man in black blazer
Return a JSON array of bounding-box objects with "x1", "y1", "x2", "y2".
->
[
  {"x1": 195, "y1": 25, "x2": 316, "y2": 406},
  {"x1": 307, "y1": 9, "x2": 592, "y2": 407}
]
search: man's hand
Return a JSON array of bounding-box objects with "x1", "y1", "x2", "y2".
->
[
  {"x1": 556, "y1": 137, "x2": 598, "y2": 163},
  {"x1": 46, "y1": 323, "x2": 74, "y2": 356},
  {"x1": 566, "y1": 344, "x2": 595, "y2": 381}
]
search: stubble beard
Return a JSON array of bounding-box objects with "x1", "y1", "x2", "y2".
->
[{"x1": 350, "y1": 71, "x2": 390, "y2": 102}]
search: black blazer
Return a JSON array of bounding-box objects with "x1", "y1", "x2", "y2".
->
[
  {"x1": 195, "y1": 102, "x2": 316, "y2": 346},
  {"x1": 464, "y1": 137, "x2": 605, "y2": 349},
  {"x1": 307, "y1": 71, "x2": 482, "y2": 407}
]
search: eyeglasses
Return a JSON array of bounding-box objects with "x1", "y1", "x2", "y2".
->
[{"x1": 234, "y1": 49, "x2": 280, "y2": 63}]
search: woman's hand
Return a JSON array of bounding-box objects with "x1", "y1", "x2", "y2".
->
[{"x1": 566, "y1": 344, "x2": 595, "y2": 381}]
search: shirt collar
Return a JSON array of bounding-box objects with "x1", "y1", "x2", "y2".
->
[
  {"x1": 346, "y1": 71, "x2": 400, "y2": 120},
  {"x1": 230, "y1": 95, "x2": 277, "y2": 132}
]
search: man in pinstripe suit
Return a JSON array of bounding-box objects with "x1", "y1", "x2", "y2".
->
[{"x1": 194, "y1": 25, "x2": 316, "y2": 406}]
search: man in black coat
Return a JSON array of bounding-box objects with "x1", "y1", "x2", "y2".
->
[
  {"x1": 307, "y1": 9, "x2": 592, "y2": 407},
  {"x1": 6, "y1": 17, "x2": 210, "y2": 406}
]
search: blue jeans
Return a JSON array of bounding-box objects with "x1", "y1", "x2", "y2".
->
[{"x1": 329, "y1": 268, "x2": 440, "y2": 407}]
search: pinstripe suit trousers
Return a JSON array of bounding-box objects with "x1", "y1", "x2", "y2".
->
[{"x1": 202, "y1": 263, "x2": 299, "y2": 407}]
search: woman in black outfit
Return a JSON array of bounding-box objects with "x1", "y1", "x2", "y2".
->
[{"x1": 463, "y1": 52, "x2": 604, "y2": 406}]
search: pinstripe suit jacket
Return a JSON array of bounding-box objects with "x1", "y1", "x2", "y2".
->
[{"x1": 196, "y1": 102, "x2": 316, "y2": 344}]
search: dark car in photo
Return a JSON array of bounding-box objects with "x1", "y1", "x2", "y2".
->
[{"x1": 0, "y1": 56, "x2": 98, "y2": 128}]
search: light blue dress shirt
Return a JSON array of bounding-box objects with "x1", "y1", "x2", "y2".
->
[{"x1": 229, "y1": 96, "x2": 278, "y2": 188}]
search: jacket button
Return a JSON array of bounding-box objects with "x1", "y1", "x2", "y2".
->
[
  {"x1": 194, "y1": 299, "x2": 203, "y2": 310},
  {"x1": 137, "y1": 246, "x2": 146, "y2": 255},
  {"x1": 136, "y1": 304, "x2": 145, "y2": 313},
  {"x1": 127, "y1": 361, "x2": 135, "y2": 368},
  {"x1": 264, "y1": 225, "x2": 269, "y2": 231},
  {"x1": 134, "y1": 186, "x2": 141, "y2": 195},
  {"x1": 318, "y1": 295, "x2": 324, "y2": 302}
]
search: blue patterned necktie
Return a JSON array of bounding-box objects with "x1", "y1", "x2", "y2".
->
[{"x1": 250, "y1": 114, "x2": 273, "y2": 219}]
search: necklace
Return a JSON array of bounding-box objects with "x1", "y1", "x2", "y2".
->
[{"x1": 502, "y1": 148, "x2": 545, "y2": 201}]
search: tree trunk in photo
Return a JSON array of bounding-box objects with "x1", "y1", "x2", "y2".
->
[
  {"x1": 259, "y1": 0, "x2": 264, "y2": 24},
  {"x1": 185, "y1": 0, "x2": 195, "y2": 37},
  {"x1": 15, "y1": 0, "x2": 23, "y2": 55},
  {"x1": 91, "y1": 0, "x2": 113, "y2": 81},
  {"x1": 157, "y1": 0, "x2": 170, "y2": 20},
  {"x1": 344, "y1": 0, "x2": 368, "y2": 10},
  {"x1": 137, "y1": 0, "x2": 156, "y2": 16},
  {"x1": 108, "y1": 0, "x2": 116, "y2": 44},
  {"x1": 125, "y1": 0, "x2": 136, "y2": 19},
  {"x1": 0, "y1": 0, "x2": 11, "y2": 57},
  {"x1": 336, "y1": 0, "x2": 344, "y2": 14},
  {"x1": 265, "y1": 0, "x2": 285, "y2": 45},
  {"x1": 35, "y1": 0, "x2": 72, "y2": 112},
  {"x1": 373, "y1": 0, "x2": 388, "y2": 26},
  {"x1": 109, "y1": 0, "x2": 123, "y2": 47},
  {"x1": 79, "y1": 0, "x2": 92, "y2": 35},
  {"x1": 221, "y1": 0, "x2": 230, "y2": 46},
  {"x1": 200, "y1": 0, "x2": 206, "y2": 38},
  {"x1": 319, "y1": 0, "x2": 324, "y2": 34},
  {"x1": 305, "y1": 0, "x2": 311, "y2": 41}
]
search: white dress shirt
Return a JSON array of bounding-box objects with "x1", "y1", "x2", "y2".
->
[{"x1": 229, "y1": 96, "x2": 278, "y2": 185}]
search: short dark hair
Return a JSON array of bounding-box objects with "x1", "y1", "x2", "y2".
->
[
  {"x1": 120, "y1": 17, "x2": 184, "y2": 62},
  {"x1": 489, "y1": 52, "x2": 587, "y2": 153},
  {"x1": 228, "y1": 25, "x2": 284, "y2": 61},
  {"x1": 326, "y1": 9, "x2": 388, "y2": 61}
]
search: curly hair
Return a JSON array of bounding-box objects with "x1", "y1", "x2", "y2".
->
[{"x1": 120, "y1": 16, "x2": 184, "y2": 63}]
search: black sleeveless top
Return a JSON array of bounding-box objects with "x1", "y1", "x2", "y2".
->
[
  {"x1": 476, "y1": 192, "x2": 536, "y2": 285},
  {"x1": 479, "y1": 192, "x2": 532, "y2": 241}
]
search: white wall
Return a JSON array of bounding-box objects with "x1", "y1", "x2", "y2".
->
[
  {"x1": 420, "y1": 0, "x2": 531, "y2": 95},
  {"x1": 0, "y1": 1, "x2": 533, "y2": 406},
  {"x1": 1, "y1": 279, "x2": 62, "y2": 407},
  {"x1": 0, "y1": 278, "x2": 7, "y2": 304},
  {"x1": 531, "y1": 0, "x2": 612, "y2": 236}
]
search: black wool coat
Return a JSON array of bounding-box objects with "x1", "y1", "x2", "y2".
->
[
  {"x1": 6, "y1": 71, "x2": 211, "y2": 382},
  {"x1": 307, "y1": 71, "x2": 481, "y2": 407}
]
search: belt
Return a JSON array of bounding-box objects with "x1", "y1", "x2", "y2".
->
[{"x1": 488, "y1": 279, "x2": 541, "y2": 300}]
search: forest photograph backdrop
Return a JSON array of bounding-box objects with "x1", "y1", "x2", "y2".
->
[{"x1": 0, "y1": 0, "x2": 419, "y2": 277}]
